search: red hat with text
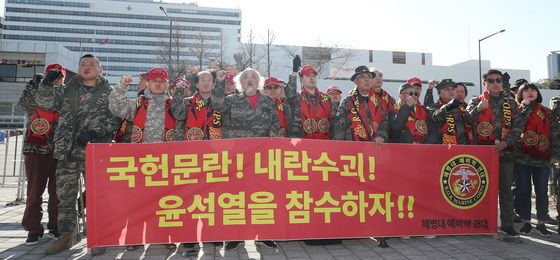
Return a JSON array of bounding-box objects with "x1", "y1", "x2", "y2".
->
[
  {"x1": 147, "y1": 68, "x2": 169, "y2": 82},
  {"x1": 45, "y1": 64, "x2": 66, "y2": 77},
  {"x1": 264, "y1": 77, "x2": 281, "y2": 88},
  {"x1": 406, "y1": 77, "x2": 422, "y2": 86},
  {"x1": 299, "y1": 65, "x2": 318, "y2": 76},
  {"x1": 326, "y1": 86, "x2": 342, "y2": 94}
]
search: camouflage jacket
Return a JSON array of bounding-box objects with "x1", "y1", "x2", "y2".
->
[
  {"x1": 513, "y1": 101, "x2": 560, "y2": 167},
  {"x1": 211, "y1": 80, "x2": 280, "y2": 138},
  {"x1": 334, "y1": 88, "x2": 389, "y2": 141},
  {"x1": 35, "y1": 76, "x2": 116, "y2": 161},
  {"x1": 17, "y1": 82, "x2": 57, "y2": 154},
  {"x1": 465, "y1": 92, "x2": 523, "y2": 160},
  {"x1": 285, "y1": 75, "x2": 338, "y2": 138},
  {"x1": 550, "y1": 96, "x2": 560, "y2": 161},
  {"x1": 109, "y1": 84, "x2": 172, "y2": 143},
  {"x1": 426, "y1": 99, "x2": 469, "y2": 144}
]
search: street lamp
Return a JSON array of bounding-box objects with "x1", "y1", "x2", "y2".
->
[
  {"x1": 159, "y1": 6, "x2": 172, "y2": 72},
  {"x1": 478, "y1": 29, "x2": 505, "y2": 94}
]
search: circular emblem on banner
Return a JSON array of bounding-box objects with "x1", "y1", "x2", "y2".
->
[
  {"x1": 372, "y1": 122, "x2": 379, "y2": 132},
  {"x1": 131, "y1": 126, "x2": 143, "y2": 143},
  {"x1": 187, "y1": 127, "x2": 204, "y2": 140},
  {"x1": 477, "y1": 122, "x2": 493, "y2": 137},
  {"x1": 278, "y1": 128, "x2": 287, "y2": 137},
  {"x1": 440, "y1": 155, "x2": 489, "y2": 209},
  {"x1": 30, "y1": 118, "x2": 50, "y2": 135},
  {"x1": 318, "y1": 118, "x2": 330, "y2": 133},
  {"x1": 355, "y1": 124, "x2": 367, "y2": 138},
  {"x1": 209, "y1": 127, "x2": 222, "y2": 140},
  {"x1": 165, "y1": 129, "x2": 174, "y2": 141},
  {"x1": 415, "y1": 120, "x2": 428, "y2": 134},
  {"x1": 303, "y1": 118, "x2": 318, "y2": 134},
  {"x1": 521, "y1": 131, "x2": 538, "y2": 146},
  {"x1": 538, "y1": 135, "x2": 549, "y2": 150}
]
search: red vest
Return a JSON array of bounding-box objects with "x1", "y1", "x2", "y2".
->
[
  {"x1": 474, "y1": 91, "x2": 513, "y2": 145},
  {"x1": 275, "y1": 98, "x2": 288, "y2": 137},
  {"x1": 300, "y1": 87, "x2": 332, "y2": 139},
  {"x1": 26, "y1": 107, "x2": 59, "y2": 146},
  {"x1": 131, "y1": 97, "x2": 175, "y2": 143},
  {"x1": 184, "y1": 92, "x2": 222, "y2": 140},
  {"x1": 348, "y1": 90, "x2": 383, "y2": 141},
  {"x1": 520, "y1": 103, "x2": 550, "y2": 160},
  {"x1": 394, "y1": 102, "x2": 428, "y2": 143}
]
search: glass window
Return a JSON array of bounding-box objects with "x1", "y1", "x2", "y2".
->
[{"x1": 392, "y1": 51, "x2": 406, "y2": 64}]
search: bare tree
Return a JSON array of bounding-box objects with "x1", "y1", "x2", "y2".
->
[
  {"x1": 157, "y1": 25, "x2": 188, "y2": 80},
  {"x1": 261, "y1": 29, "x2": 276, "y2": 77},
  {"x1": 233, "y1": 29, "x2": 264, "y2": 71},
  {"x1": 188, "y1": 32, "x2": 214, "y2": 70}
]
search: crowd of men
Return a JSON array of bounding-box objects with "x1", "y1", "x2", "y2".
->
[{"x1": 18, "y1": 53, "x2": 560, "y2": 256}]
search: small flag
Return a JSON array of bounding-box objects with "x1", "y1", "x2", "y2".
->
[{"x1": 99, "y1": 38, "x2": 109, "y2": 45}]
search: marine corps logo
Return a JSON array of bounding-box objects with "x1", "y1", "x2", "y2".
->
[
  {"x1": 165, "y1": 129, "x2": 174, "y2": 141},
  {"x1": 209, "y1": 127, "x2": 222, "y2": 140},
  {"x1": 538, "y1": 135, "x2": 549, "y2": 150},
  {"x1": 521, "y1": 131, "x2": 538, "y2": 146},
  {"x1": 277, "y1": 128, "x2": 287, "y2": 137},
  {"x1": 30, "y1": 118, "x2": 49, "y2": 135},
  {"x1": 355, "y1": 124, "x2": 367, "y2": 138},
  {"x1": 303, "y1": 118, "x2": 317, "y2": 134},
  {"x1": 187, "y1": 127, "x2": 204, "y2": 140},
  {"x1": 131, "y1": 126, "x2": 143, "y2": 143},
  {"x1": 415, "y1": 120, "x2": 428, "y2": 134},
  {"x1": 440, "y1": 155, "x2": 488, "y2": 209},
  {"x1": 477, "y1": 122, "x2": 493, "y2": 137},
  {"x1": 318, "y1": 118, "x2": 330, "y2": 133}
]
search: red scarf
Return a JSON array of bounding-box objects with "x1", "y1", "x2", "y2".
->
[
  {"x1": 276, "y1": 98, "x2": 288, "y2": 137},
  {"x1": 113, "y1": 119, "x2": 128, "y2": 143},
  {"x1": 437, "y1": 98, "x2": 463, "y2": 145},
  {"x1": 349, "y1": 90, "x2": 383, "y2": 141},
  {"x1": 131, "y1": 96, "x2": 175, "y2": 143},
  {"x1": 184, "y1": 92, "x2": 222, "y2": 140},
  {"x1": 377, "y1": 89, "x2": 395, "y2": 115},
  {"x1": 474, "y1": 91, "x2": 513, "y2": 145},
  {"x1": 26, "y1": 107, "x2": 59, "y2": 146},
  {"x1": 394, "y1": 102, "x2": 428, "y2": 143},
  {"x1": 300, "y1": 87, "x2": 331, "y2": 139},
  {"x1": 521, "y1": 103, "x2": 550, "y2": 160}
]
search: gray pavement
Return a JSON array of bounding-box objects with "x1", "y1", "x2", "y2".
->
[{"x1": 0, "y1": 186, "x2": 559, "y2": 259}]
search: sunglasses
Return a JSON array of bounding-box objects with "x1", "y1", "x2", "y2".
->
[
  {"x1": 265, "y1": 85, "x2": 280, "y2": 90},
  {"x1": 486, "y1": 78, "x2": 502, "y2": 84},
  {"x1": 402, "y1": 92, "x2": 419, "y2": 97}
]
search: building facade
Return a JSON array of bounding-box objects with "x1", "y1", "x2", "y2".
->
[{"x1": 548, "y1": 51, "x2": 560, "y2": 79}]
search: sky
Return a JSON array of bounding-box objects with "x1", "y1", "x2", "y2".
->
[{"x1": 0, "y1": 0, "x2": 557, "y2": 80}]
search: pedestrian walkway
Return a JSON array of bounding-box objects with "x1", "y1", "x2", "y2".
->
[{"x1": 0, "y1": 186, "x2": 559, "y2": 259}]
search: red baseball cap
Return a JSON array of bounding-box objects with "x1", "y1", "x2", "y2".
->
[
  {"x1": 173, "y1": 76, "x2": 189, "y2": 88},
  {"x1": 225, "y1": 74, "x2": 235, "y2": 84},
  {"x1": 299, "y1": 65, "x2": 318, "y2": 76},
  {"x1": 406, "y1": 77, "x2": 422, "y2": 86},
  {"x1": 264, "y1": 77, "x2": 281, "y2": 87},
  {"x1": 45, "y1": 64, "x2": 66, "y2": 76},
  {"x1": 147, "y1": 68, "x2": 168, "y2": 82},
  {"x1": 326, "y1": 86, "x2": 342, "y2": 94}
]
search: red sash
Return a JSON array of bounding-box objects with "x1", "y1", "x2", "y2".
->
[
  {"x1": 300, "y1": 87, "x2": 331, "y2": 139},
  {"x1": 131, "y1": 97, "x2": 175, "y2": 143},
  {"x1": 437, "y1": 99, "x2": 463, "y2": 145},
  {"x1": 26, "y1": 107, "x2": 59, "y2": 146},
  {"x1": 394, "y1": 102, "x2": 428, "y2": 143},
  {"x1": 377, "y1": 89, "x2": 395, "y2": 114},
  {"x1": 113, "y1": 119, "x2": 128, "y2": 143},
  {"x1": 474, "y1": 91, "x2": 513, "y2": 145},
  {"x1": 184, "y1": 92, "x2": 222, "y2": 140},
  {"x1": 276, "y1": 98, "x2": 288, "y2": 137},
  {"x1": 349, "y1": 90, "x2": 383, "y2": 141},
  {"x1": 520, "y1": 103, "x2": 550, "y2": 160}
]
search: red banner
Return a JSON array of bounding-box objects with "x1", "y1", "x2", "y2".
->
[{"x1": 86, "y1": 139, "x2": 499, "y2": 248}]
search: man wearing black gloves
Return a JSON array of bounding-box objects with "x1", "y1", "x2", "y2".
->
[
  {"x1": 35, "y1": 54, "x2": 116, "y2": 255},
  {"x1": 426, "y1": 79, "x2": 470, "y2": 145}
]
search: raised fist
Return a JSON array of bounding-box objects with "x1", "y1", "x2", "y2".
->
[
  {"x1": 292, "y1": 55, "x2": 302, "y2": 73},
  {"x1": 120, "y1": 75, "x2": 133, "y2": 87},
  {"x1": 42, "y1": 70, "x2": 62, "y2": 86}
]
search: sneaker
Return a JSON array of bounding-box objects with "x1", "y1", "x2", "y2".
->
[
  {"x1": 225, "y1": 241, "x2": 244, "y2": 250},
  {"x1": 500, "y1": 226, "x2": 520, "y2": 238},
  {"x1": 46, "y1": 229, "x2": 59, "y2": 239},
  {"x1": 519, "y1": 222, "x2": 532, "y2": 234},
  {"x1": 536, "y1": 224, "x2": 552, "y2": 236},
  {"x1": 182, "y1": 243, "x2": 196, "y2": 249},
  {"x1": 513, "y1": 214, "x2": 523, "y2": 223},
  {"x1": 25, "y1": 233, "x2": 42, "y2": 246},
  {"x1": 255, "y1": 240, "x2": 277, "y2": 248},
  {"x1": 544, "y1": 217, "x2": 559, "y2": 225}
]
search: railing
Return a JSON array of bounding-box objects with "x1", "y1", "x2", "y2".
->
[{"x1": 1, "y1": 116, "x2": 28, "y2": 204}]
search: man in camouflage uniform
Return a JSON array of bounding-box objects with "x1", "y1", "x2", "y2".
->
[
  {"x1": 211, "y1": 68, "x2": 280, "y2": 250},
  {"x1": 36, "y1": 54, "x2": 116, "y2": 255},
  {"x1": 550, "y1": 95, "x2": 560, "y2": 236},
  {"x1": 285, "y1": 56, "x2": 338, "y2": 139},
  {"x1": 465, "y1": 69, "x2": 524, "y2": 238},
  {"x1": 426, "y1": 79, "x2": 470, "y2": 145},
  {"x1": 262, "y1": 76, "x2": 293, "y2": 137},
  {"x1": 334, "y1": 66, "x2": 388, "y2": 144},
  {"x1": 18, "y1": 64, "x2": 64, "y2": 245}
]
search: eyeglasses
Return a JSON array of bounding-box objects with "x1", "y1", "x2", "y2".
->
[
  {"x1": 265, "y1": 85, "x2": 280, "y2": 90},
  {"x1": 486, "y1": 78, "x2": 502, "y2": 84}
]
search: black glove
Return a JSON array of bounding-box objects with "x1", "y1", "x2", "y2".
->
[
  {"x1": 292, "y1": 55, "x2": 302, "y2": 73},
  {"x1": 31, "y1": 73, "x2": 44, "y2": 88},
  {"x1": 77, "y1": 130, "x2": 98, "y2": 146},
  {"x1": 446, "y1": 98, "x2": 462, "y2": 111},
  {"x1": 42, "y1": 70, "x2": 63, "y2": 86}
]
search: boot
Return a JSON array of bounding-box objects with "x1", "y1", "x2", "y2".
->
[{"x1": 46, "y1": 232, "x2": 73, "y2": 254}]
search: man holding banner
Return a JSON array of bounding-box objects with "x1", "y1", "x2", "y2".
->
[{"x1": 465, "y1": 69, "x2": 524, "y2": 238}]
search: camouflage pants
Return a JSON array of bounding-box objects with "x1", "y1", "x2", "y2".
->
[{"x1": 56, "y1": 160, "x2": 85, "y2": 233}]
